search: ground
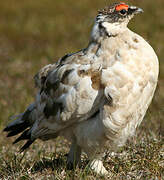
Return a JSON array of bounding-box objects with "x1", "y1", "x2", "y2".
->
[{"x1": 0, "y1": 0, "x2": 163, "y2": 179}]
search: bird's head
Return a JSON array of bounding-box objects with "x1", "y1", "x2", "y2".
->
[
  {"x1": 97, "y1": 2, "x2": 143, "y2": 24},
  {"x1": 91, "y1": 2, "x2": 143, "y2": 41}
]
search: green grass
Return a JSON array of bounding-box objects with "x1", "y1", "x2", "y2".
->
[{"x1": 0, "y1": 0, "x2": 164, "y2": 179}]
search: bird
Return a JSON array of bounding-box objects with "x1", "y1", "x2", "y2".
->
[{"x1": 4, "y1": 2, "x2": 159, "y2": 175}]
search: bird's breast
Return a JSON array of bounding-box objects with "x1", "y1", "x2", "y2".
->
[{"x1": 100, "y1": 32, "x2": 159, "y2": 138}]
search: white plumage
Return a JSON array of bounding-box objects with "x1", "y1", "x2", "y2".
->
[{"x1": 4, "y1": 2, "x2": 159, "y2": 175}]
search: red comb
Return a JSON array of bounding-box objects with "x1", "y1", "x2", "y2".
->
[{"x1": 115, "y1": 4, "x2": 129, "y2": 11}]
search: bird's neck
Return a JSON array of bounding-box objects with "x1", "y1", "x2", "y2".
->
[
  {"x1": 90, "y1": 20, "x2": 129, "y2": 43},
  {"x1": 85, "y1": 20, "x2": 129, "y2": 57}
]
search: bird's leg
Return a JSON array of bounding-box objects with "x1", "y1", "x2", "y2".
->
[
  {"x1": 86, "y1": 151, "x2": 109, "y2": 175},
  {"x1": 89, "y1": 158, "x2": 108, "y2": 175},
  {"x1": 66, "y1": 142, "x2": 81, "y2": 170}
]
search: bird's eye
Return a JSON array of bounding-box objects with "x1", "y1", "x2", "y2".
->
[{"x1": 120, "y1": 9, "x2": 127, "y2": 15}]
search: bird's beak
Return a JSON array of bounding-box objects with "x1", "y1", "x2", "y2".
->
[{"x1": 128, "y1": 6, "x2": 144, "y2": 15}]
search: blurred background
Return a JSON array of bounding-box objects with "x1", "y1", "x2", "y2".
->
[{"x1": 0, "y1": 0, "x2": 163, "y2": 179}]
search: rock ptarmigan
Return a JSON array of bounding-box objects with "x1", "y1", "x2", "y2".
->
[{"x1": 4, "y1": 2, "x2": 159, "y2": 175}]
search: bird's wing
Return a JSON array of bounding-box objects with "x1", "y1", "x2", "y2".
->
[{"x1": 32, "y1": 50, "x2": 105, "y2": 138}]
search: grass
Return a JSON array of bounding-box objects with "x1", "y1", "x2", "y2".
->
[{"x1": 0, "y1": 0, "x2": 164, "y2": 179}]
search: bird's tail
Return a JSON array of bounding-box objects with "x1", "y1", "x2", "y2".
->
[{"x1": 3, "y1": 103, "x2": 36, "y2": 152}]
